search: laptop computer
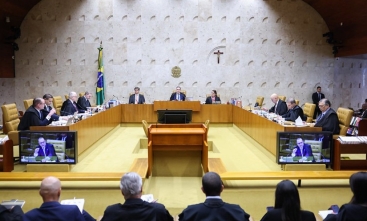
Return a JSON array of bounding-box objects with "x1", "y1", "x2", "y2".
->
[
  {"x1": 65, "y1": 117, "x2": 74, "y2": 126},
  {"x1": 186, "y1": 97, "x2": 193, "y2": 101}
]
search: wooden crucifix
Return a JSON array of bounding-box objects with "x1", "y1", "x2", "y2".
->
[{"x1": 214, "y1": 50, "x2": 223, "y2": 64}]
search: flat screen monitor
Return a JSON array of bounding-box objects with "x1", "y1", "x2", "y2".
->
[
  {"x1": 276, "y1": 131, "x2": 333, "y2": 165},
  {"x1": 157, "y1": 109, "x2": 192, "y2": 124},
  {"x1": 18, "y1": 131, "x2": 78, "y2": 164}
]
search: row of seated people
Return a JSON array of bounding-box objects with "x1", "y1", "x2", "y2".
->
[{"x1": 1, "y1": 171, "x2": 367, "y2": 221}]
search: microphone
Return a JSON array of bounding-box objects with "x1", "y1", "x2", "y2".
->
[{"x1": 247, "y1": 99, "x2": 252, "y2": 111}]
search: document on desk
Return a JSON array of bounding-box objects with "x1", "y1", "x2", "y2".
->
[
  {"x1": 1, "y1": 199, "x2": 25, "y2": 209},
  {"x1": 60, "y1": 198, "x2": 84, "y2": 213}
]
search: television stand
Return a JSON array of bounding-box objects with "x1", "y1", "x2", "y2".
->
[
  {"x1": 27, "y1": 164, "x2": 70, "y2": 172},
  {"x1": 282, "y1": 164, "x2": 326, "y2": 187}
]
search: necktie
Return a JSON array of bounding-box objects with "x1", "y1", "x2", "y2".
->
[
  {"x1": 135, "y1": 95, "x2": 138, "y2": 104},
  {"x1": 73, "y1": 102, "x2": 78, "y2": 111},
  {"x1": 318, "y1": 93, "x2": 321, "y2": 101},
  {"x1": 177, "y1": 94, "x2": 179, "y2": 101},
  {"x1": 317, "y1": 113, "x2": 325, "y2": 122},
  {"x1": 274, "y1": 103, "x2": 278, "y2": 114},
  {"x1": 39, "y1": 110, "x2": 42, "y2": 119}
]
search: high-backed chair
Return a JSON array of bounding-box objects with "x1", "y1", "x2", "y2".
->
[
  {"x1": 52, "y1": 96, "x2": 63, "y2": 115},
  {"x1": 23, "y1": 99, "x2": 33, "y2": 110},
  {"x1": 336, "y1": 107, "x2": 354, "y2": 138},
  {"x1": 47, "y1": 139, "x2": 66, "y2": 161},
  {"x1": 0, "y1": 139, "x2": 14, "y2": 172},
  {"x1": 1, "y1": 103, "x2": 20, "y2": 145},
  {"x1": 142, "y1": 120, "x2": 149, "y2": 137},
  {"x1": 305, "y1": 140, "x2": 322, "y2": 161},
  {"x1": 278, "y1": 96, "x2": 286, "y2": 101},
  {"x1": 204, "y1": 120, "x2": 210, "y2": 133},
  {"x1": 255, "y1": 96, "x2": 264, "y2": 108},
  {"x1": 295, "y1": 100, "x2": 299, "y2": 105},
  {"x1": 303, "y1": 103, "x2": 316, "y2": 123},
  {"x1": 172, "y1": 90, "x2": 186, "y2": 95}
]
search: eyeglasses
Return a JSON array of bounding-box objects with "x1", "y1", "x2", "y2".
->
[
  {"x1": 318, "y1": 104, "x2": 325, "y2": 108},
  {"x1": 297, "y1": 142, "x2": 303, "y2": 144}
]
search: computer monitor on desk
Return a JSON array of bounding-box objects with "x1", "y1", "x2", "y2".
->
[{"x1": 157, "y1": 109, "x2": 192, "y2": 124}]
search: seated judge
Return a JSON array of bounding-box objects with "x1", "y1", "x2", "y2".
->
[
  {"x1": 24, "y1": 176, "x2": 95, "y2": 221},
  {"x1": 18, "y1": 98, "x2": 56, "y2": 130},
  {"x1": 281, "y1": 98, "x2": 304, "y2": 122},
  {"x1": 314, "y1": 98, "x2": 340, "y2": 134},
  {"x1": 60, "y1": 91, "x2": 85, "y2": 116},
  {"x1": 169, "y1": 86, "x2": 186, "y2": 101},
  {"x1": 77, "y1": 91, "x2": 92, "y2": 111},
  {"x1": 267, "y1": 94, "x2": 287, "y2": 115},
  {"x1": 291, "y1": 138, "x2": 313, "y2": 159},
  {"x1": 33, "y1": 137, "x2": 58, "y2": 162},
  {"x1": 43, "y1": 94, "x2": 61, "y2": 121},
  {"x1": 205, "y1": 90, "x2": 221, "y2": 104},
  {"x1": 179, "y1": 172, "x2": 251, "y2": 221},
  {"x1": 128, "y1": 87, "x2": 145, "y2": 104}
]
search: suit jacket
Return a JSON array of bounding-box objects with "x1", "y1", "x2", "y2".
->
[
  {"x1": 178, "y1": 198, "x2": 250, "y2": 221},
  {"x1": 61, "y1": 99, "x2": 85, "y2": 116},
  {"x1": 77, "y1": 96, "x2": 91, "y2": 110},
  {"x1": 0, "y1": 205, "x2": 24, "y2": 221},
  {"x1": 101, "y1": 198, "x2": 173, "y2": 221},
  {"x1": 269, "y1": 100, "x2": 287, "y2": 115},
  {"x1": 35, "y1": 143, "x2": 57, "y2": 157},
  {"x1": 18, "y1": 106, "x2": 52, "y2": 130},
  {"x1": 281, "y1": 105, "x2": 304, "y2": 121},
  {"x1": 205, "y1": 96, "x2": 221, "y2": 104},
  {"x1": 314, "y1": 108, "x2": 340, "y2": 134},
  {"x1": 324, "y1": 204, "x2": 367, "y2": 221},
  {"x1": 169, "y1": 93, "x2": 186, "y2": 101},
  {"x1": 129, "y1": 94, "x2": 145, "y2": 104},
  {"x1": 24, "y1": 201, "x2": 86, "y2": 221},
  {"x1": 44, "y1": 105, "x2": 60, "y2": 121},
  {"x1": 293, "y1": 143, "x2": 313, "y2": 157},
  {"x1": 57, "y1": 135, "x2": 73, "y2": 149},
  {"x1": 312, "y1": 92, "x2": 325, "y2": 105},
  {"x1": 260, "y1": 208, "x2": 316, "y2": 221}
]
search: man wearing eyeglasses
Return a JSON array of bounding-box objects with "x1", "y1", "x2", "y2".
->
[
  {"x1": 18, "y1": 98, "x2": 56, "y2": 130},
  {"x1": 314, "y1": 98, "x2": 340, "y2": 134},
  {"x1": 60, "y1": 91, "x2": 85, "y2": 116},
  {"x1": 291, "y1": 138, "x2": 313, "y2": 158},
  {"x1": 169, "y1": 86, "x2": 186, "y2": 101}
]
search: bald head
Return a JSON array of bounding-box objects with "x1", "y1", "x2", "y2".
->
[{"x1": 39, "y1": 176, "x2": 61, "y2": 202}]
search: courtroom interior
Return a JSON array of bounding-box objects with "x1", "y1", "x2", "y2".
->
[{"x1": 1, "y1": 0, "x2": 367, "y2": 220}]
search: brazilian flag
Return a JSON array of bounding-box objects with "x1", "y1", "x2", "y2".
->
[{"x1": 96, "y1": 44, "x2": 105, "y2": 105}]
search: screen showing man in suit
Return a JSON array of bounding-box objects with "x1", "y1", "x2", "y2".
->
[
  {"x1": 33, "y1": 137, "x2": 58, "y2": 162},
  {"x1": 169, "y1": 86, "x2": 186, "y2": 101},
  {"x1": 128, "y1": 87, "x2": 145, "y2": 104},
  {"x1": 291, "y1": 138, "x2": 314, "y2": 161}
]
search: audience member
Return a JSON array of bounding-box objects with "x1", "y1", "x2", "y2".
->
[
  {"x1": 101, "y1": 172, "x2": 173, "y2": 221},
  {"x1": 260, "y1": 180, "x2": 316, "y2": 221},
  {"x1": 291, "y1": 138, "x2": 314, "y2": 160},
  {"x1": 128, "y1": 87, "x2": 145, "y2": 104},
  {"x1": 324, "y1": 172, "x2": 367, "y2": 221},
  {"x1": 312, "y1": 86, "x2": 325, "y2": 118},
  {"x1": 267, "y1": 94, "x2": 287, "y2": 115},
  {"x1": 178, "y1": 172, "x2": 251, "y2": 221},
  {"x1": 314, "y1": 99, "x2": 340, "y2": 134},
  {"x1": 61, "y1": 91, "x2": 85, "y2": 116},
  {"x1": 0, "y1": 204, "x2": 24, "y2": 221},
  {"x1": 169, "y1": 86, "x2": 186, "y2": 101},
  {"x1": 205, "y1": 90, "x2": 221, "y2": 104},
  {"x1": 281, "y1": 98, "x2": 305, "y2": 122},
  {"x1": 24, "y1": 176, "x2": 95, "y2": 221},
  {"x1": 18, "y1": 98, "x2": 56, "y2": 130},
  {"x1": 77, "y1": 92, "x2": 92, "y2": 111}
]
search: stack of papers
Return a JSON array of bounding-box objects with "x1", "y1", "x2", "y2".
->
[
  {"x1": 141, "y1": 194, "x2": 155, "y2": 203},
  {"x1": 60, "y1": 198, "x2": 84, "y2": 213},
  {"x1": 338, "y1": 136, "x2": 367, "y2": 144},
  {"x1": 1, "y1": 199, "x2": 25, "y2": 209},
  {"x1": 318, "y1": 210, "x2": 334, "y2": 219}
]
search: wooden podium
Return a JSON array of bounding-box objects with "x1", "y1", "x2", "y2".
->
[{"x1": 147, "y1": 124, "x2": 208, "y2": 177}]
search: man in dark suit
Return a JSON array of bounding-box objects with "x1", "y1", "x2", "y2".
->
[
  {"x1": 43, "y1": 93, "x2": 61, "y2": 121},
  {"x1": 33, "y1": 137, "x2": 58, "y2": 162},
  {"x1": 169, "y1": 86, "x2": 186, "y2": 101},
  {"x1": 268, "y1": 94, "x2": 287, "y2": 115},
  {"x1": 61, "y1": 91, "x2": 85, "y2": 116},
  {"x1": 57, "y1": 133, "x2": 73, "y2": 149},
  {"x1": 18, "y1": 98, "x2": 56, "y2": 130},
  {"x1": 24, "y1": 176, "x2": 95, "y2": 221},
  {"x1": 314, "y1": 98, "x2": 340, "y2": 134},
  {"x1": 178, "y1": 172, "x2": 251, "y2": 221},
  {"x1": 291, "y1": 138, "x2": 314, "y2": 159},
  {"x1": 282, "y1": 98, "x2": 305, "y2": 121},
  {"x1": 77, "y1": 92, "x2": 92, "y2": 111},
  {"x1": 101, "y1": 172, "x2": 173, "y2": 221},
  {"x1": 128, "y1": 87, "x2": 145, "y2": 104},
  {"x1": 312, "y1": 86, "x2": 325, "y2": 118}
]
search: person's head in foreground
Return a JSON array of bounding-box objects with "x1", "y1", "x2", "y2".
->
[
  {"x1": 39, "y1": 176, "x2": 62, "y2": 202},
  {"x1": 120, "y1": 172, "x2": 143, "y2": 200},
  {"x1": 201, "y1": 172, "x2": 223, "y2": 196},
  {"x1": 349, "y1": 171, "x2": 367, "y2": 205},
  {"x1": 274, "y1": 180, "x2": 301, "y2": 221}
]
